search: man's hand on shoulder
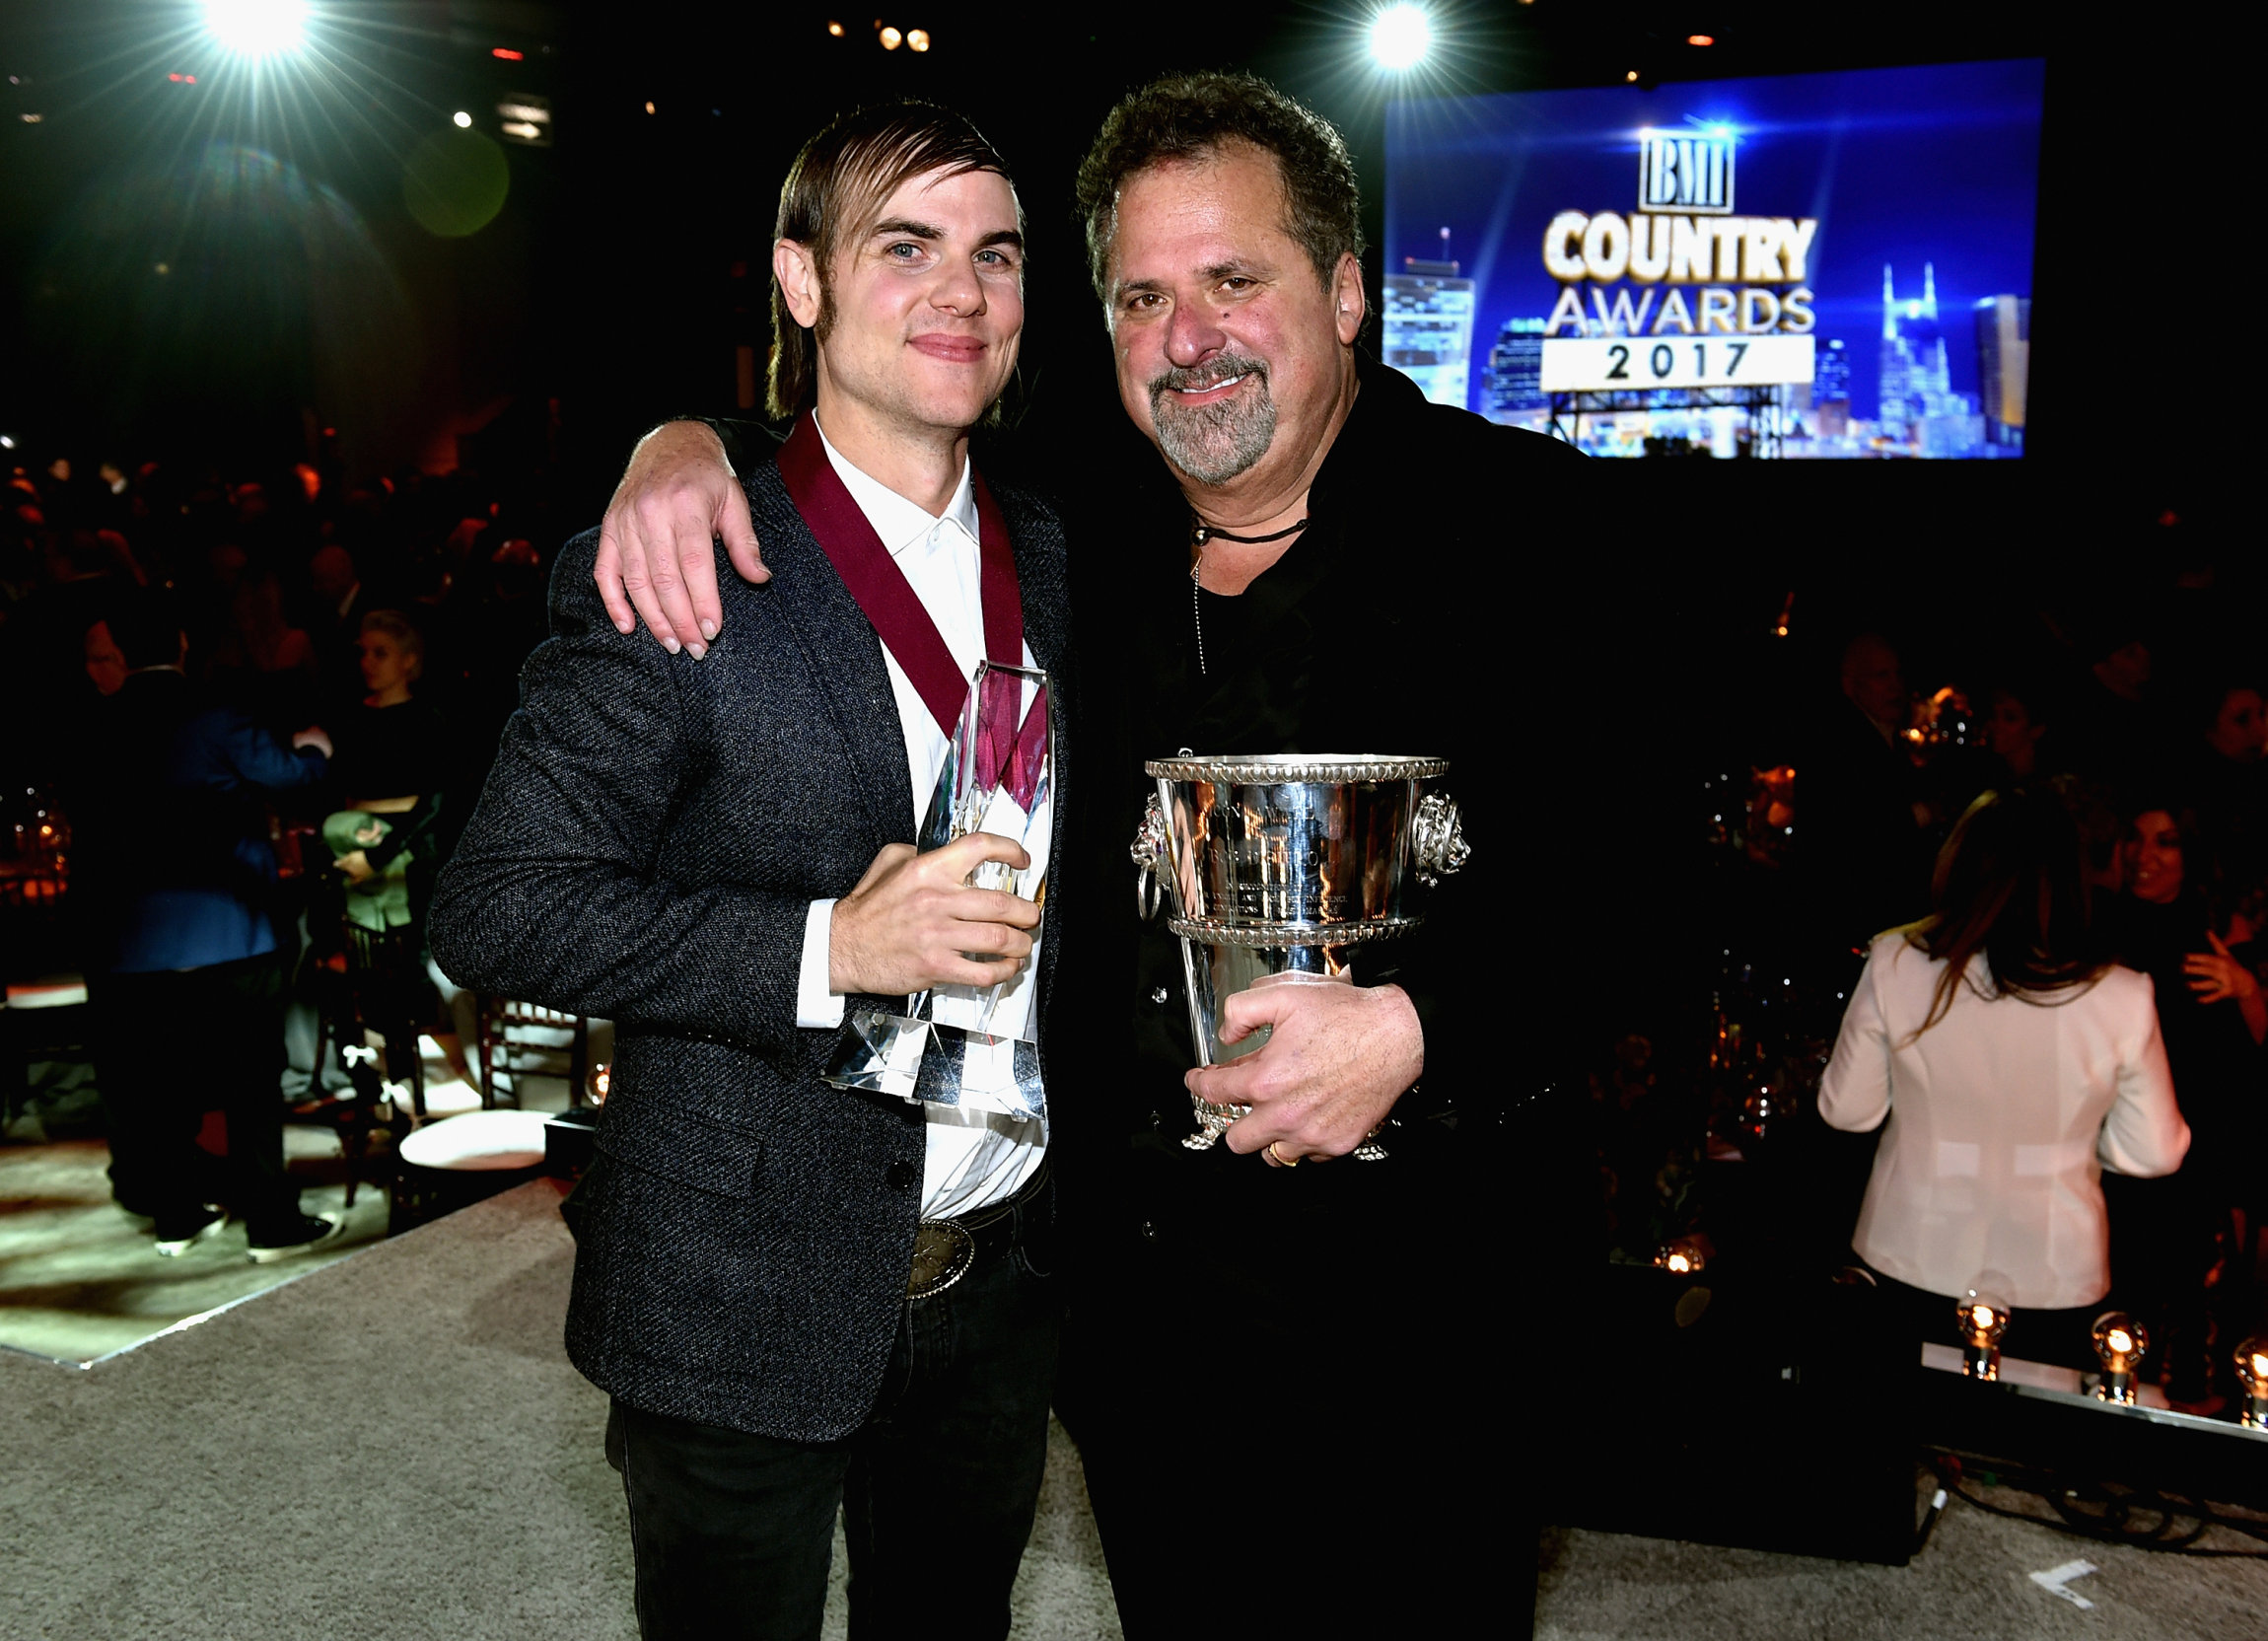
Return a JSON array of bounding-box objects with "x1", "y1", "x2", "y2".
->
[
  {"x1": 596, "y1": 420, "x2": 769, "y2": 659},
  {"x1": 1185, "y1": 978, "x2": 1424, "y2": 1163},
  {"x1": 829, "y1": 832, "x2": 1042, "y2": 997}
]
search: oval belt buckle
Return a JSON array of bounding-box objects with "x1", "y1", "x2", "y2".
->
[{"x1": 907, "y1": 1219, "x2": 976, "y2": 1300}]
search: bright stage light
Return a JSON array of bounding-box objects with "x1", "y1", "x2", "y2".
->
[
  {"x1": 1368, "y1": 5, "x2": 1432, "y2": 70},
  {"x1": 880, "y1": 26, "x2": 903, "y2": 48},
  {"x1": 203, "y1": 0, "x2": 310, "y2": 57},
  {"x1": 907, "y1": 28, "x2": 930, "y2": 50},
  {"x1": 452, "y1": 109, "x2": 472, "y2": 128}
]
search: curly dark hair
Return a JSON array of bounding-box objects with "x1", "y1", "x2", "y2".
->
[{"x1": 1073, "y1": 71, "x2": 1365, "y2": 304}]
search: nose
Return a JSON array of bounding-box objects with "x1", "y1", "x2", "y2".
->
[
  {"x1": 1165, "y1": 295, "x2": 1228, "y2": 368},
  {"x1": 928, "y1": 256, "x2": 985, "y2": 318}
]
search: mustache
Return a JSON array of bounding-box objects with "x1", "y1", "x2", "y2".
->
[{"x1": 1149, "y1": 353, "x2": 1269, "y2": 404}]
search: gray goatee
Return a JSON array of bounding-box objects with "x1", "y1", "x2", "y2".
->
[{"x1": 1149, "y1": 354, "x2": 1276, "y2": 486}]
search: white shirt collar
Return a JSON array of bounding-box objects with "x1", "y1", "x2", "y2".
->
[{"x1": 813, "y1": 414, "x2": 977, "y2": 559}]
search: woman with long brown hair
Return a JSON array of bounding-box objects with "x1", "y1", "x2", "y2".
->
[{"x1": 1820, "y1": 787, "x2": 2190, "y2": 1366}]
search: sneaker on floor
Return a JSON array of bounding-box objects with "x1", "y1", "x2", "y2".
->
[
  {"x1": 154, "y1": 1206, "x2": 229, "y2": 1257},
  {"x1": 246, "y1": 1212, "x2": 345, "y2": 1265}
]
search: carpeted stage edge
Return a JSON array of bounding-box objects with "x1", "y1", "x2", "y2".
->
[{"x1": 2, "y1": 1180, "x2": 2261, "y2": 1640}]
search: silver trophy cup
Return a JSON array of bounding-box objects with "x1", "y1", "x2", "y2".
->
[{"x1": 1130, "y1": 754, "x2": 1470, "y2": 1157}]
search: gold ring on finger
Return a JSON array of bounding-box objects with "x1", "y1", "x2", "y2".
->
[{"x1": 1266, "y1": 1141, "x2": 1300, "y2": 1169}]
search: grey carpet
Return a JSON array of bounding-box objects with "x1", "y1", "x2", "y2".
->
[{"x1": 1, "y1": 1180, "x2": 2259, "y2": 1640}]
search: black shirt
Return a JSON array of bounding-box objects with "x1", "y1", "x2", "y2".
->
[{"x1": 1052, "y1": 356, "x2": 1596, "y2": 1234}]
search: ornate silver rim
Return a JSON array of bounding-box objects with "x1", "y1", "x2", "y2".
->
[
  {"x1": 1144, "y1": 753, "x2": 1449, "y2": 783},
  {"x1": 1166, "y1": 914, "x2": 1425, "y2": 948}
]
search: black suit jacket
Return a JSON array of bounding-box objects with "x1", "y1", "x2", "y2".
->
[{"x1": 429, "y1": 456, "x2": 1073, "y2": 1442}]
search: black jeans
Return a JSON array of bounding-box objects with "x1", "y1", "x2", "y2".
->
[
  {"x1": 1058, "y1": 1137, "x2": 1527, "y2": 1641},
  {"x1": 614, "y1": 1184, "x2": 1061, "y2": 1641},
  {"x1": 87, "y1": 952, "x2": 301, "y2": 1240}
]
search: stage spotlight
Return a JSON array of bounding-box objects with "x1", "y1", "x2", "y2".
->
[
  {"x1": 452, "y1": 109, "x2": 472, "y2": 128},
  {"x1": 827, "y1": 20, "x2": 845, "y2": 35},
  {"x1": 880, "y1": 26, "x2": 902, "y2": 48},
  {"x1": 1955, "y1": 1288, "x2": 2011, "y2": 1382},
  {"x1": 1687, "y1": 34, "x2": 1716, "y2": 46},
  {"x1": 0, "y1": 434, "x2": 15, "y2": 449},
  {"x1": 1368, "y1": 4, "x2": 1432, "y2": 71},
  {"x1": 2091, "y1": 1312, "x2": 2149, "y2": 1405},
  {"x1": 2233, "y1": 1335, "x2": 2267, "y2": 1428},
  {"x1": 907, "y1": 28, "x2": 930, "y2": 50},
  {"x1": 203, "y1": 0, "x2": 309, "y2": 57}
]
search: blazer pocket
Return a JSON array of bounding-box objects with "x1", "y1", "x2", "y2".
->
[{"x1": 596, "y1": 1102, "x2": 766, "y2": 1201}]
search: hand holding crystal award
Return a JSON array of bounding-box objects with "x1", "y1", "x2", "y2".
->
[{"x1": 822, "y1": 661, "x2": 1052, "y2": 1120}]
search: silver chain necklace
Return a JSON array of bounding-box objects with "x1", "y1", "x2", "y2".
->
[
  {"x1": 1190, "y1": 542, "x2": 1209, "y2": 677},
  {"x1": 1187, "y1": 513, "x2": 1308, "y2": 678}
]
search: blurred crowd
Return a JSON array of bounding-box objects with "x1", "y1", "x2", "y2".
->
[
  {"x1": 0, "y1": 435, "x2": 567, "y2": 1253},
  {"x1": 2, "y1": 439, "x2": 561, "y2": 820}
]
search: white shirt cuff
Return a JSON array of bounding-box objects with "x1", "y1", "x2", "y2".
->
[{"x1": 796, "y1": 898, "x2": 846, "y2": 1030}]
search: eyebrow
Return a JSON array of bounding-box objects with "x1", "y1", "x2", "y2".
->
[{"x1": 869, "y1": 218, "x2": 1025, "y2": 253}]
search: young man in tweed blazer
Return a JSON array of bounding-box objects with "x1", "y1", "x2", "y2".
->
[{"x1": 430, "y1": 104, "x2": 1072, "y2": 1641}]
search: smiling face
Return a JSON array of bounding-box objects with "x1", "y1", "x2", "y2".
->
[
  {"x1": 1104, "y1": 142, "x2": 1363, "y2": 495},
  {"x1": 779, "y1": 165, "x2": 1024, "y2": 444},
  {"x1": 2123, "y1": 810, "x2": 2184, "y2": 904}
]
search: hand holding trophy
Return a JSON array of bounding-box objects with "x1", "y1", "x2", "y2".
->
[
  {"x1": 823, "y1": 661, "x2": 1053, "y2": 1119},
  {"x1": 1131, "y1": 754, "x2": 1469, "y2": 1158}
]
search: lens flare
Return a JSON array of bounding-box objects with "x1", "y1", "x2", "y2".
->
[
  {"x1": 1368, "y1": 4, "x2": 1432, "y2": 70},
  {"x1": 204, "y1": 0, "x2": 310, "y2": 56}
]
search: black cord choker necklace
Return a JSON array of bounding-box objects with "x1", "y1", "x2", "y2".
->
[{"x1": 1189, "y1": 516, "x2": 1309, "y2": 547}]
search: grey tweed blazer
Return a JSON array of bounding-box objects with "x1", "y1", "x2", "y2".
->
[{"x1": 428, "y1": 455, "x2": 1074, "y2": 1442}]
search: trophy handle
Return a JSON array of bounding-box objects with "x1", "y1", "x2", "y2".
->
[
  {"x1": 1412, "y1": 792, "x2": 1471, "y2": 888},
  {"x1": 1129, "y1": 792, "x2": 1169, "y2": 920}
]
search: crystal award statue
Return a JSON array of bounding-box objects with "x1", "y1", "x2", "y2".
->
[{"x1": 821, "y1": 661, "x2": 1052, "y2": 1120}]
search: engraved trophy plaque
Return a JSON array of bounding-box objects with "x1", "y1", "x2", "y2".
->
[
  {"x1": 1129, "y1": 754, "x2": 1469, "y2": 1158},
  {"x1": 822, "y1": 661, "x2": 1052, "y2": 1120}
]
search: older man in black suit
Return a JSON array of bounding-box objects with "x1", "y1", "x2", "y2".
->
[{"x1": 429, "y1": 104, "x2": 1069, "y2": 1641}]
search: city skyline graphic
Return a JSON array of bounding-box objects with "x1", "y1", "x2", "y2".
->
[{"x1": 1384, "y1": 59, "x2": 2044, "y2": 458}]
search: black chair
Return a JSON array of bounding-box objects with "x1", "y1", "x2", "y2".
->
[
  {"x1": 474, "y1": 995, "x2": 589, "y2": 1110},
  {"x1": 301, "y1": 876, "x2": 431, "y2": 1206}
]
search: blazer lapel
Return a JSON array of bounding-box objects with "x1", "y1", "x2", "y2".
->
[
  {"x1": 747, "y1": 470, "x2": 919, "y2": 846},
  {"x1": 1010, "y1": 530, "x2": 1068, "y2": 679}
]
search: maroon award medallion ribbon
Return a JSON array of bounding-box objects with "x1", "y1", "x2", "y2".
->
[{"x1": 777, "y1": 412, "x2": 1024, "y2": 738}]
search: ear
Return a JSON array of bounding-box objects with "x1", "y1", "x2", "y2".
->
[
  {"x1": 1330, "y1": 250, "x2": 1367, "y2": 345},
  {"x1": 774, "y1": 239, "x2": 823, "y2": 329}
]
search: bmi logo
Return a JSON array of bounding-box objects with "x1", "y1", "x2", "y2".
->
[{"x1": 1638, "y1": 130, "x2": 1735, "y2": 216}]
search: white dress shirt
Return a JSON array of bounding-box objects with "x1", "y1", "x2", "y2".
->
[
  {"x1": 1818, "y1": 933, "x2": 2190, "y2": 1311},
  {"x1": 793, "y1": 418, "x2": 1046, "y2": 1220}
]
